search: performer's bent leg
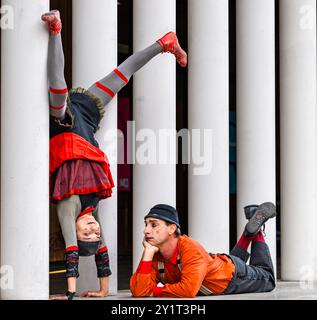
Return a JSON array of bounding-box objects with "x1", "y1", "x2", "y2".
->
[
  {"x1": 42, "y1": 10, "x2": 68, "y2": 119},
  {"x1": 88, "y1": 32, "x2": 187, "y2": 107},
  {"x1": 249, "y1": 231, "x2": 275, "y2": 285},
  {"x1": 225, "y1": 231, "x2": 275, "y2": 295},
  {"x1": 229, "y1": 244, "x2": 250, "y2": 263},
  {"x1": 229, "y1": 232, "x2": 253, "y2": 262}
]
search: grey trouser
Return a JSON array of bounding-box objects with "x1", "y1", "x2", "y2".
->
[{"x1": 224, "y1": 242, "x2": 276, "y2": 294}]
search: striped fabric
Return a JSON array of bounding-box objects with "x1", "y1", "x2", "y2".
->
[
  {"x1": 95, "y1": 82, "x2": 115, "y2": 97},
  {"x1": 49, "y1": 104, "x2": 65, "y2": 110},
  {"x1": 114, "y1": 68, "x2": 129, "y2": 84},
  {"x1": 49, "y1": 87, "x2": 68, "y2": 94}
]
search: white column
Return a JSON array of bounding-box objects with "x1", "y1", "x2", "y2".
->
[
  {"x1": 187, "y1": 0, "x2": 229, "y2": 253},
  {"x1": 72, "y1": 0, "x2": 117, "y2": 294},
  {"x1": 280, "y1": 0, "x2": 317, "y2": 280},
  {"x1": 132, "y1": 0, "x2": 176, "y2": 270},
  {"x1": 1, "y1": 0, "x2": 49, "y2": 299},
  {"x1": 236, "y1": 0, "x2": 276, "y2": 268}
]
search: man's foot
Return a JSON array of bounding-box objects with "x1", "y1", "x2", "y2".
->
[
  {"x1": 157, "y1": 32, "x2": 187, "y2": 67},
  {"x1": 244, "y1": 202, "x2": 276, "y2": 237},
  {"x1": 244, "y1": 204, "x2": 259, "y2": 220},
  {"x1": 41, "y1": 10, "x2": 62, "y2": 35}
]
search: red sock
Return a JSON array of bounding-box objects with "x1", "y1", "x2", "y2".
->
[
  {"x1": 236, "y1": 234, "x2": 254, "y2": 251},
  {"x1": 252, "y1": 230, "x2": 265, "y2": 243}
]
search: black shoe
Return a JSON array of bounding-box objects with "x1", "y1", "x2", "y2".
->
[
  {"x1": 244, "y1": 202, "x2": 276, "y2": 237},
  {"x1": 244, "y1": 204, "x2": 259, "y2": 220}
]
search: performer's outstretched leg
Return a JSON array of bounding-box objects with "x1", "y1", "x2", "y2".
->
[
  {"x1": 88, "y1": 32, "x2": 187, "y2": 107},
  {"x1": 42, "y1": 10, "x2": 68, "y2": 119},
  {"x1": 87, "y1": 43, "x2": 161, "y2": 106}
]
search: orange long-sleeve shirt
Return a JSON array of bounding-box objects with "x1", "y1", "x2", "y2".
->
[{"x1": 130, "y1": 235, "x2": 235, "y2": 298}]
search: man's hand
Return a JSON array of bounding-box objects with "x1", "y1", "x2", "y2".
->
[
  {"x1": 80, "y1": 290, "x2": 108, "y2": 298},
  {"x1": 142, "y1": 236, "x2": 159, "y2": 261},
  {"x1": 143, "y1": 237, "x2": 159, "y2": 253}
]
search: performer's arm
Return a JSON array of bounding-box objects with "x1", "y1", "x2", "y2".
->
[
  {"x1": 152, "y1": 247, "x2": 208, "y2": 298},
  {"x1": 67, "y1": 277, "x2": 76, "y2": 295},
  {"x1": 130, "y1": 238, "x2": 160, "y2": 297},
  {"x1": 80, "y1": 277, "x2": 109, "y2": 298},
  {"x1": 56, "y1": 200, "x2": 80, "y2": 298}
]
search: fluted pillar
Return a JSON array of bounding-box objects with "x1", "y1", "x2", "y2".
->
[
  {"x1": 280, "y1": 0, "x2": 317, "y2": 280},
  {"x1": 1, "y1": 0, "x2": 50, "y2": 299},
  {"x1": 132, "y1": 0, "x2": 176, "y2": 270},
  {"x1": 236, "y1": 0, "x2": 276, "y2": 269},
  {"x1": 188, "y1": 0, "x2": 229, "y2": 253}
]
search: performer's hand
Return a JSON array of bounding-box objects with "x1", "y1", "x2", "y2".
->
[
  {"x1": 142, "y1": 236, "x2": 159, "y2": 254},
  {"x1": 49, "y1": 294, "x2": 68, "y2": 300},
  {"x1": 80, "y1": 290, "x2": 108, "y2": 298}
]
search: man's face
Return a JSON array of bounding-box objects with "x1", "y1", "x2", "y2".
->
[
  {"x1": 76, "y1": 214, "x2": 101, "y2": 242},
  {"x1": 143, "y1": 217, "x2": 174, "y2": 247}
]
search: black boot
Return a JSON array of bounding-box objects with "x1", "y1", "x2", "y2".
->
[
  {"x1": 243, "y1": 202, "x2": 276, "y2": 237},
  {"x1": 244, "y1": 204, "x2": 259, "y2": 220}
]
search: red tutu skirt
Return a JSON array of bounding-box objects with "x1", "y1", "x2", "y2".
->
[{"x1": 51, "y1": 159, "x2": 114, "y2": 201}]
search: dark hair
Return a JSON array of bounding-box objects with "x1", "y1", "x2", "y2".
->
[
  {"x1": 77, "y1": 240, "x2": 100, "y2": 256},
  {"x1": 165, "y1": 221, "x2": 181, "y2": 238}
]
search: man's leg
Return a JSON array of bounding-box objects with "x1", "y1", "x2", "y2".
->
[
  {"x1": 249, "y1": 231, "x2": 275, "y2": 284},
  {"x1": 225, "y1": 231, "x2": 275, "y2": 295},
  {"x1": 42, "y1": 10, "x2": 68, "y2": 119},
  {"x1": 87, "y1": 32, "x2": 187, "y2": 107},
  {"x1": 246, "y1": 202, "x2": 276, "y2": 286},
  {"x1": 229, "y1": 204, "x2": 261, "y2": 262},
  {"x1": 229, "y1": 229, "x2": 255, "y2": 262},
  {"x1": 225, "y1": 203, "x2": 276, "y2": 295}
]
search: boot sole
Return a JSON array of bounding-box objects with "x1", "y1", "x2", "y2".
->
[{"x1": 245, "y1": 202, "x2": 276, "y2": 235}]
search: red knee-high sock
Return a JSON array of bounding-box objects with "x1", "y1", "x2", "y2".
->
[
  {"x1": 236, "y1": 230, "x2": 266, "y2": 251},
  {"x1": 252, "y1": 230, "x2": 265, "y2": 243},
  {"x1": 236, "y1": 234, "x2": 254, "y2": 251}
]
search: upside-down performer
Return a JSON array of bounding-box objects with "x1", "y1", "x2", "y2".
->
[{"x1": 42, "y1": 9, "x2": 187, "y2": 300}]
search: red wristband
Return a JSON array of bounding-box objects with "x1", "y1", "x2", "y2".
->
[{"x1": 152, "y1": 285, "x2": 164, "y2": 297}]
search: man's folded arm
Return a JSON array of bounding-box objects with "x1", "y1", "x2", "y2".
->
[
  {"x1": 130, "y1": 260, "x2": 159, "y2": 297},
  {"x1": 153, "y1": 248, "x2": 208, "y2": 298}
]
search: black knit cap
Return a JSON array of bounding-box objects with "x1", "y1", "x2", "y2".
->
[
  {"x1": 77, "y1": 240, "x2": 101, "y2": 256},
  {"x1": 144, "y1": 204, "x2": 180, "y2": 228}
]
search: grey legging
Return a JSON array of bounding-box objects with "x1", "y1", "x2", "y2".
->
[{"x1": 47, "y1": 33, "x2": 162, "y2": 119}]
